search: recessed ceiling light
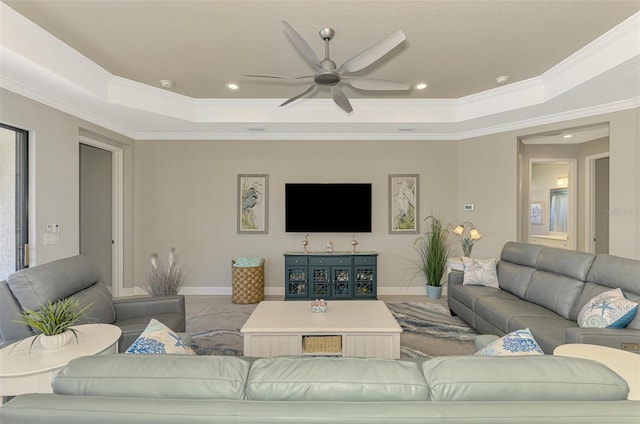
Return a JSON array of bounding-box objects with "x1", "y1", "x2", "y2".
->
[
  {"x1": 562, "y1": 134, "x2": 574, "y2": 139},
  {"x1": 160, "y1": 79, "x2": 173, "y2": 89},
  {"x1": 415, "y1": 82, "x2": 428, "y2": 90},
  {"x1": 495, "y1": 75, "x2": 510, "y2": 85},
  {"x1": 226, "y1": 82, "x2": 239, "y2": 90}
]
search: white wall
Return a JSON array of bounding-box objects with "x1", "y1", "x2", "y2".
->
[
  {"x1": 0, "y1": 89, "x2": 135, "y2": 284},
  {"x1": 133, "y1": 139, "x2": 458, "y2": 295},
  {"x1": 1, "y1": 89, "x2": 638, "y2": 296}
]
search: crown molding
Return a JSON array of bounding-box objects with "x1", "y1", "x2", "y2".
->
[{"x1": 1, "y1": 3, "x2": 638, "y2": 141}]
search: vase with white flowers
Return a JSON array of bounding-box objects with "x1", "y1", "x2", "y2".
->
[{"x1": 143, "y1": 247, "x2": 185, "y2": 296}]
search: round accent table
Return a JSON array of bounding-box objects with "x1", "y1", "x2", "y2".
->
[
  {"x1": 0, "y1": 323, "x2": 121, "y2": 402},
  {"x1": 553, "y1": 343, "x2": 640, "y2": 400}
]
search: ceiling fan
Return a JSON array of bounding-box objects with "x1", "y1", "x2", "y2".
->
[{"x1": 244, "y1": 21, "x2": 410, "y2": 113}]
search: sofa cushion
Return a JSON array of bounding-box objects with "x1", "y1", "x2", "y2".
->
[
  {"x1": 524, "y1": 271, "x2": 584, "y2": 320},
  {"x1": 500, "y1": 241, "x2": 542, "y2": 268},
  {"x1": 125, "y1": 318, "x2": 194, "y2": 354},
  {"x1": 72, "y1": 283, "x2": 116, "y2": 324},
  {"x1": 422, "y1": 355, "x2": 629, "y2": 401},
  {"x1": 53, "y1": 354, "x2": 249, "y2": 399},
  {"x1": 577, "y1": 288, "x2": 638, "y2": 328},
  {"x1": 473, "y1": 294, "x2": 557, "y2": 332},
  {"x1": 496, "y1": 261, "x2": 535, "y2": 299},
  {"x1": 245, "y1": 357, "x2": 429, "y2": 401},
  {"x1": 475, "y1": 328, "x2": 543, "y2": 356},
  {"x1": 7, "y1": 255, "x2": 101, "y2": 311},
  {"x1": 462, "y1": 257, "x2": 499, "y2": 288},
  {"x1": 536, "y1": 247, "x2": 595, "y2": 281}
]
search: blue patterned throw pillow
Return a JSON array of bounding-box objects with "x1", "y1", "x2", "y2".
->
[
  {"x1": 475, "y1": 328, "x2": 544, "y2": 356},
  {"x1": 126, "y1": 318, "x2": 195, "y2": 355},
  {"x1": 577, "y1": 288, "x2": 638, "y2": 329}
]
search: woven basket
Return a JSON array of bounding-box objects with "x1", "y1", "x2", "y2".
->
[
  {"x1": 231, "y1": 259, "x2": 265, "y2": 304},
  {"x1": 303, "y1": 335, "x2": 342, "y2": 353}
]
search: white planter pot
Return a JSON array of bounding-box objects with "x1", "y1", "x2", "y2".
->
[{"x1": 39, "y1": 330, "x2": 74, "y2": 350}]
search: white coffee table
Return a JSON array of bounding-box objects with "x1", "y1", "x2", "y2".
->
[
  {"x1": 553, "y1": 343, "x2": 640, "y2": 400},
  {"x1": 241, "y1": 300, "x2": 402, "y2": 359},
  {"x1": 0, "y1": 323, "x2": 121, "y2": 401}
]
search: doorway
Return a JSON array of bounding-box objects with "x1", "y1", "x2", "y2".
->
[
  {"x1": 79, "y1": 137, "x2": 124, "y2": 295},
  {"x1": 585, "y1": 154, "x2": 610, "y2": 254}
]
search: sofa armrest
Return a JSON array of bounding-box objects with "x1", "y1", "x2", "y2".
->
[
  {"x1": 448, "y1": 270, "x2": 463, "y2": 286},
  {"x1": 112, "y1": 295, "x2": 185, "y2": 321},
  {"x1": 565, "y1": 327, "x2": 640, "y2": 352}
]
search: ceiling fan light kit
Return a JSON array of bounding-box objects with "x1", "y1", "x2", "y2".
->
[{"x1": 244, "y1": 21, "x2": 410, "y2": 113}]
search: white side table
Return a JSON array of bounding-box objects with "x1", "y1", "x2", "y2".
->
[
  {"x1": 553, "y1": 343, "x2": 640, "y2": 400},
  {"x1": 446, "y1": 257, "x2": 464, "y2": 275},
  {"x1": 0, "y1": 323, "x2": 121, "y2": 401}
]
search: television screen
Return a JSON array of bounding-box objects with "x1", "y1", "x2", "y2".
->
[{"x1": 285, "y1": 183, "x2": 372, "y2": 233}]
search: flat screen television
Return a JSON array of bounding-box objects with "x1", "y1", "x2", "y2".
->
[{"x1": 285, "y1": 183, "x2": 372, "y2": 233}]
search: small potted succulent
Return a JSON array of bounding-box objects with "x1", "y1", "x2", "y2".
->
[{"x1": 15, "y1": 297, "x2": 92, "y2": 351}]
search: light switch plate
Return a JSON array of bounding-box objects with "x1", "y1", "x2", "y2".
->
[{"x1": 463, "y1": 204, "x2": 474, "y2": 211}]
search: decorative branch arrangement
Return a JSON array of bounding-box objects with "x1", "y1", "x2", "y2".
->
[{"x1": 143, "y1": 247, "x2": 184, "y2": 296}]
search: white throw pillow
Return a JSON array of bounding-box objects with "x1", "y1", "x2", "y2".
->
[
  {"x1": 577, "y1": 288, "x2": 638, "y2": 328},
  {"x1": 475, "y1": 328, "x2": 544, "y2": 356},
  {"x1": 462, "y1": 257, "x2": 499, "y2": 288},
  {"x1": 126, "y1": 318, "x2": 195, "y2": 355}
]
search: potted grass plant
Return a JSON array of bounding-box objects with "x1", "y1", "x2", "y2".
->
[
  {"x1": 14, "y1": 297, "x2": 92, "y2": 351},
  {"x1": 412, "y1": 215, "x2": 451, "y2": 299}
]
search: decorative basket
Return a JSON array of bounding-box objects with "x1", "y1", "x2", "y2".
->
[
  {"x1": 303, "y1": 335, "x2": 342, "y2": 353},
  {"x1": 231, "y1": 259, "x2": 265, "y2": 304}
]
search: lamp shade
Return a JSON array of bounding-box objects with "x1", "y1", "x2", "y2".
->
[
  {"x1": 469, "y1": 228, "x2": 482, "y2": 240},
  {"x1": 453, "y1": 225, "x2": 464, "y2": 236}
]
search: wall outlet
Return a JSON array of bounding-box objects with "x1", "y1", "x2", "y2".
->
[{"x1": 463, "y1": 204, "x2": 474, "y2": 211}]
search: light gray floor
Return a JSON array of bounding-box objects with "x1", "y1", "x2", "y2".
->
[{"x1": 185, "y1": 294, "x2": 446, "y2": 325}]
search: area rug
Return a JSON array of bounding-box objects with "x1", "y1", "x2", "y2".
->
[{"x1": 187, "y1": 300, "x2": 478, "y2": 358}]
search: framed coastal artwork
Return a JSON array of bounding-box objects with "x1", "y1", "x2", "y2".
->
[
  {"x1": 237, "y1": 174, "x2": 268, "y2": 234},
  {"x1": 388, "y1": 174, "x2": 419, "y2": 234},
  {"x1": 530, "y1": 201, "x2": 543, "y2": 225}
]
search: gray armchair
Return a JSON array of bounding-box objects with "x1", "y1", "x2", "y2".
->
[{"x1": 0, "y1": 255, "x2": 185, "y2": 352}]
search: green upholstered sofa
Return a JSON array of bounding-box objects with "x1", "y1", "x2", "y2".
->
[{"x1": 1, "y1": 354, "x2": 638, "y2": 423}]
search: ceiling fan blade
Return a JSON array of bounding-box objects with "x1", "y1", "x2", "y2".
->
[
  {"x1": 280, "y1": 85, "x2": 315, "y2": 107},
  {"x1": 332, "y1": 86, "x2": 353, "y2": 113},
  {"x1": 343, "y1": 77, "x2": 410, "y2": 91},
  {"x1": 282, "y1": 21, "x2": 322, "y2": 71},
  {"x1": 243, "y1": 74, "x2": 313, "y2": 80},
  {"x1": 338, "y1": 30, "x2": 406, "y2": 73}
]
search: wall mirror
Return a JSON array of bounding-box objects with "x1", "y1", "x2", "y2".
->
[{"x1": 549, "y1": 187, "x2": 568, "y2": 233}]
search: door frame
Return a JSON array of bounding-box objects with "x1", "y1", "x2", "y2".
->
[
  {"x1": 79, "y1": 136, "x2": 124, "y2": 297},
  {"x1": 584, "y1": 152, "x2": 610, "y2": 254},
  {"x1": 527, "y1": 158, "x2": 577, "y2": 250}
]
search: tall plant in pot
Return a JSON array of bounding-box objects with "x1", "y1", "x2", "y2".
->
[{"x1": 412, "y1": 215, "x2": 451, "y2": 299}]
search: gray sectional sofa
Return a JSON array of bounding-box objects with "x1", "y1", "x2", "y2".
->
[
  {"x1": 1, "y1": 354, "x2": 638, "y2": 423},
  {"x1": 0, "y1": 255, "x2": 185, "y2": 352},
  {"x1": 448, "y1": 242, "x2": 640, "y2": 353}
]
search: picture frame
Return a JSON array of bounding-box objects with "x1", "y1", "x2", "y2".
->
[
  {"x1": 237, "y1": 174, "x2": 268, "y2": 234},
  {"x1": 530, "y1": 201, "x2": 543, "y2": 225},
  {"x1": 388, "y1": 174, "x2": 419, "y2": 234}
]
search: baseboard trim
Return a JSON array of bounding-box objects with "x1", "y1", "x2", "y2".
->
[{"x1": 177, "y1": 286, "x2": 447, "y2": 297}]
